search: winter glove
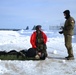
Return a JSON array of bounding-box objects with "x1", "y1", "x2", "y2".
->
[{"x1": 59, "y1": 31, "x2": 63, "y2": 34}]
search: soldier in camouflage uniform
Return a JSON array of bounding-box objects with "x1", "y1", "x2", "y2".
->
[
  {"x1": 30, "y1": 25, "x2": 47, "y2": 59},
  {"x1": 59, "y1": 10, "x2": 75, "y2": 60}
]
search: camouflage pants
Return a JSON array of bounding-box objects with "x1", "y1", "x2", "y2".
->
[
  {"x1": 36, "y1": 44, "x2": 47, "y2": 57},
  {"x1": 64, "y1": 35, "x2": 74, "y2": 57}
]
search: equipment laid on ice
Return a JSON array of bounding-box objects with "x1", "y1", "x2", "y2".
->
[{"x1": 0, "y1": 48, "x2": 47, "y2": 60}]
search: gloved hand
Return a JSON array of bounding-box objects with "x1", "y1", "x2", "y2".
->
[{"x1": 59, "y1": 31, "x2": 63, "y2": 34}]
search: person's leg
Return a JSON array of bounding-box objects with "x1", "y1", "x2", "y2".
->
[
  {"x1": 42, "y1": 44, "x2": 47, "y2": 57},
  {"x1": 64, "y1": 35, "x2": 74, "y2": 59}
]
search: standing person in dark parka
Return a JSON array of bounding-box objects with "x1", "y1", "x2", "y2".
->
[{"x1": 59, "y1": 10, "x2": 75, "y2": 60}]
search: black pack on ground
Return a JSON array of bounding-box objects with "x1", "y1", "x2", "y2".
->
[
  {"x1": 26, "y1": 48, "x2": 37, "y2": 57},
  {"x1": 0, "y1": 51, "x2": 7, "y2": 56},
  {"x1": 7, "y1": 50, "x2": 17, "y2": 55}
]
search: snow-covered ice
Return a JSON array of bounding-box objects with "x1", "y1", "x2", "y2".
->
[{"x1": 0, "y1": 30, "x2": 76, "y2": 75}]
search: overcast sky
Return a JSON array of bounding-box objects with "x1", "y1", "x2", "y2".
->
[{"x1": 0, "y1": 0, "x2": 76, "y2": 29}]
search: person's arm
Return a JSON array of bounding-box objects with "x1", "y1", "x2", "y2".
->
[{"x1": 30, "y1": 32, "x2": 36, "y2": 48}]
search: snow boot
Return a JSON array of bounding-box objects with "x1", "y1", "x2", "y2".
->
[{"x1": 66, "y1": 56, "x2": 74, "y2": 60}]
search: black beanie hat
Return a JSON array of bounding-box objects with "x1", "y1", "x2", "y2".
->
[
  {"x1": 36, "y1": 25, "x2": 41, "y2": 30},
  {"x1": 63, "y1": 10, "x2": 70, "y2": 15}
]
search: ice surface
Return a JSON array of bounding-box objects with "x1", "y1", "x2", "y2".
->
[{"x1": 0, "y1": 30, "x2": 76, "y2": 75}]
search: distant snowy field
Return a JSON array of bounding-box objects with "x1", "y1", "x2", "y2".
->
[{"x1": 0, "y1": 30, "x2": 76, "y2": 75}]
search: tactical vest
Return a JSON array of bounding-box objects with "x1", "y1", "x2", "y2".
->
[
  {"x1": 36, "y1": 31, "x2": 44, "y2": 44},
  {"x1": 35, "y1": 31, "x2": 46, "y2": 52}
]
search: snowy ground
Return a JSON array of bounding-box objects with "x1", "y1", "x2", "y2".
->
[{"x1": 0, "y1": 30, "x2": 76, "y2": 75}]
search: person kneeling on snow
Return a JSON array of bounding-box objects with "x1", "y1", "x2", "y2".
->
[{"x1": 30, "y1": 25, "x2": 48, "y2": 59}]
